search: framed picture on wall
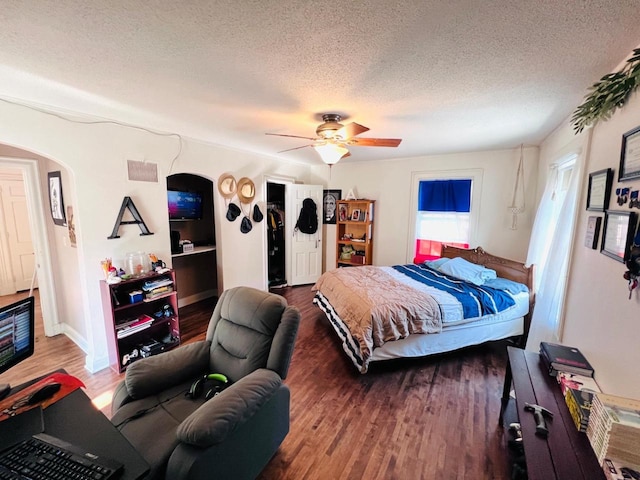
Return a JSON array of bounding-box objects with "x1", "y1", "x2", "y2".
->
[
  {"x1": 619, "y1": 125, "x2": 640, "y2": 181},
  {"x1": 586, "y1": 168, "x2": 613, "y2": 211},
  {"x1": 584, "y1": 216, "x2": 602, "y2": 249},
  {"x1": 48, "y1": 171, "x2": 66, "y2": 226},
  {"x1": 323, "y1": 189, "x2": 341, "y2": 224},
  {"x1": 601, "y1": 210, "x2": 637, "y2": 262}
]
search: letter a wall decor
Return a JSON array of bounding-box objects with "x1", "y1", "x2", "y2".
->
[{"x1": 108, "y1": 196, "x2": 154, "y2": 239}]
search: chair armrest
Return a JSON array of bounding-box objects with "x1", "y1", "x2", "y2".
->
[
  {"x1": 111, "y1": 380, "x2": 132, "y2": 413},
  {"x1": 267, "y1": 305, "x2": 300, "y2": 379},
  {"x1": 124, "y1": 340, "x2": 211, "y2": 399},
  {"x1": 176, "y1": 369, "x2": 282, "y2": 447}
]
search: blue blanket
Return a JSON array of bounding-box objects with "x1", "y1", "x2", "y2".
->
[{"x1": 392, "y1": 264, "x2": 515, "y2": 318}]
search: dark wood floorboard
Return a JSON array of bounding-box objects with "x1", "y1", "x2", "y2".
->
[{"x1": 1, "y1": 286, "x2": 512, "y2": 479}]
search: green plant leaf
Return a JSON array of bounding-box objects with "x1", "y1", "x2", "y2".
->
[{"x1": 572, "y1": 48, "x2": 640, "y2": 134}]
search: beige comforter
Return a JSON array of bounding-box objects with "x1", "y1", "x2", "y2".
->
[{"x1": 313, "y1": 266, "x2": 442, "y2": 367}]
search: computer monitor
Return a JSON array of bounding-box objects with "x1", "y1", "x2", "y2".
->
[{"x1": 0, "y1": 296, "x2": 35, "y2": 397}]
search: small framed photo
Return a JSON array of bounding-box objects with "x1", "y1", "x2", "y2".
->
[
  {"x1": 338, "y1": 204, "x2": 348, "y2": 222},
  {"x1": 619, "y1": 125, "x2": 640, "y2": 181},
  {"x1": 584, "y1": 216, "x2": 602, "y2": 249},
  {"x1": 601, "y1": 210, "x2": 637, "y2": 262},
  {"x1": 48, "y1": 171, "x2": 66, "y2": 226},
  {"x1": 351, "y1": 209, "x2": 361, "y2": 221},
  {"x1": 586, "y1": 168, "x2": 613, "y2": 211}
]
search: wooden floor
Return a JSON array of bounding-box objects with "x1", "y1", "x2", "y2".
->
[{"x1": 1, "y1": 287, "x2": 513, "y2": 479}]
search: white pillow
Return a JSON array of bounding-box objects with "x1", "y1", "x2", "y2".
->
[{"x1": 438, "y1": 257, "x2": 497, "y2": 286}]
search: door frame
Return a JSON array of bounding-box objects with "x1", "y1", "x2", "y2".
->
[
  {"x1": 262, "y1": 174, "x2": 295, "y2": 291},
  {"x1": 0, "y1": 156, "x2": 61, "y2": 336}
]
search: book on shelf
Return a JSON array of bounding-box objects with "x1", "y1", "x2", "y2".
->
[
  {"x1": 540, "y1": 341, "x2": 595, "y2": 377},
  {"x1": 557, "y1": 371, "x2": 601, "y2": 396},
  {"x1": 586, "y1": 393, "x2": 640, "y2": 471},
  {"x1": 565, "y1": 386, "x2": 595, "y2": 432},
  {"x1": 141, "y1": 277, "x2": 173, "y2": 292},
  {"x1": 144, "y1": 285, "x2": 174, "y2": 300},
  {"x1": 116, "y1": 314, "x2": 154, "y2": 339}
]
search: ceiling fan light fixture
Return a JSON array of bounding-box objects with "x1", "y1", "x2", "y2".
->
[
  {"x1": 313, "y1": 143, "x2": 349, "y2": 165},
  {"x1": 316, "y1": 114, "x2": 343, "y2": 139}
]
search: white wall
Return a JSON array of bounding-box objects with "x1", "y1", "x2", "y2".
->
[
  {"x1": 42, "y1": 157, "x2": 86, "y2": 346},
  {"x1": 551, "y1": 91, "x2": 640, "y2": 399},
  {"x1": 0, "y1": 99, "x2": 311, "y2": 372},
  {"x1": 310, "y1": 147, "x2": 539, "y2": 269}
]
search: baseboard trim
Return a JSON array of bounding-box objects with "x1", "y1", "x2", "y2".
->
[{"x1": 178, "y1": 289, "x2": 217, "y2": 308}]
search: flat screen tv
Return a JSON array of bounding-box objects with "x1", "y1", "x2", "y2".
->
[
  {"x1": 168, "y1": 190, "x2": 203, "y2": 221},
  {"x1": 0, "y1": 296, "x2": 35, "y2": 396}
]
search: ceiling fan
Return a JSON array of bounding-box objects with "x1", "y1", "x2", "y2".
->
[{"x1": 266, "y1": 114, "x2": 402, "y2": 165}]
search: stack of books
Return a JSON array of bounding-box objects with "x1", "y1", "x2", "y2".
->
[
  {"x1": 116, "y1": 314, "x2": 154, "y2": 339},
  {"x1": 558, "y1": 372, "x2": 601, "y2": 432},
  {"x1": 142, "y1": 277, "x2": 174, "y2": 300},
  {"x1": 540, "y1": 341, "x2": 595, "y2": 377},
  {"x1": 587, "y1": 393, "x2": 640, "y2": 471}
]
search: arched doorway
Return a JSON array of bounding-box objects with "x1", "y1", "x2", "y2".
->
[{"x1": 0, "y1": 152, "x2": 61, "y2": 337}]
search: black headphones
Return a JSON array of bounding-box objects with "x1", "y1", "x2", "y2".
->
[{"x1": 186, "y1": 373, "x2": 229, "y2": 400}]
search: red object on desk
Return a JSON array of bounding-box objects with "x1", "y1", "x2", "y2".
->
[{"x1": 0, "y1": 373, "x2": 85, "y2": 421}]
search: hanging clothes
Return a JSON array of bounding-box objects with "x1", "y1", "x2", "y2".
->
[{"x1": 267, "y1": 203, "x2": 286, "y2": 286}]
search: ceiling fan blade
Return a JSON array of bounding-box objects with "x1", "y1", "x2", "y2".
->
[
  {"x1": 335, "y1": 122, "x2": 369, "y2": 140},
  {"x1": 266, "y1": 133, "x2": 318, "y2": 141},
  {"x1": 277, "y1": 144, "x2": 313, "y2": 153},
  {"x1": 341, "y1": 151, "x2": 351, "y2": 159},
  {"x1": 348, "y1": 138, "x2": 402, "y2": 147}
]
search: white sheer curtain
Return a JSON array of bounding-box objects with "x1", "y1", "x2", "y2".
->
[{"x1": 525, "y1": 152, "x2": 583, "y2": 350}]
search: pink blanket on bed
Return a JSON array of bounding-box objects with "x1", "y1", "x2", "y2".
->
[{"x1": 312, "y1": 266, "x2": 442, "y2": 366}]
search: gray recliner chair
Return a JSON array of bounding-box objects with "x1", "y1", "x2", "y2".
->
[{"x1": 110, "y1": 286, "x2": 300, "y2": 480}]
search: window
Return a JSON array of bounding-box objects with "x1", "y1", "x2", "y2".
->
[
  {"x1": 413, "y1": 179, "x2": 472, "y2": 263},
  {"x1": 525, "y1": 153, "x2": 579, "y2": 347},
  {"x1": 527, "y1": 156, "x2": 576, "y2": 288}
]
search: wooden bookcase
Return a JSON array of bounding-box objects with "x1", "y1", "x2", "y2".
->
[
  {"x1": 336, "y1": 199, "x2": 375, "y2": 267},
  {"x1": 100, "y1": 270, "x2": 180, "y2": 373}
]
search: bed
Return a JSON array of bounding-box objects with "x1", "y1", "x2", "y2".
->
[{"x1": 312, "y1": 245, "x2": 535, "y2": 373}]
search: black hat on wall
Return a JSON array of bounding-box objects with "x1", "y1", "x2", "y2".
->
[{"x1": 226, "y1": 203, "x2": 241, "y2": 221}]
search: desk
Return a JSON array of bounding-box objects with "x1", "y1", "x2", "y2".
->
[
  {"x1": 4, "y1": 382, "x2": 149, "y2": 480},
  {"x1": 501, "y1": 347, "x2": 605, "y2": 480}
]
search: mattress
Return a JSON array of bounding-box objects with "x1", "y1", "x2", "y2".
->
[{"x1": 313, "y1": 289, "x2": 529, "y2": 373}]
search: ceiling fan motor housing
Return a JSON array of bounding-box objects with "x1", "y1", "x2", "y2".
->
[{"x1": 316, "y1": 114, "x2": 344, "y2": 139}]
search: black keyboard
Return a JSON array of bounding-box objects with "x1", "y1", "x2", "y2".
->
[{"x1": 0, "y1": 432, "x2": 123, "y2": 480}]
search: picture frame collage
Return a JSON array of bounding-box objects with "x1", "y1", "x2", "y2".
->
[{"x1": 587, "y1": 125, "x2": 640, "y2": 262}]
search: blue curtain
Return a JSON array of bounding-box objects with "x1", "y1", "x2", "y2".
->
[{"x1": 418, "y1": 179, "x2": 471, "y2": 212}]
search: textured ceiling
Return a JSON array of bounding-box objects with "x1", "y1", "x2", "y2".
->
[{"x1": 1, "y1": 1, "x2": 640, "y2": 165}]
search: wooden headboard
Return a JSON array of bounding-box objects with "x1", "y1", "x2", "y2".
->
[{"x1": 441, "y1": 245, "x2": 536, "y2": 346}]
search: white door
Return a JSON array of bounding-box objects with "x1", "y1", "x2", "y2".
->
[
  {"x1": 0, "y1": 176, "x2": 36, "y2": 293},
  {"x1": 288, "y1": 184, "x2": 323, "y2": 286}
]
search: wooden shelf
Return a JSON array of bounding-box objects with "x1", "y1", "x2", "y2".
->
[
  {"x1": 100, "y1": 270, "x2": 181, "y2": 373},
  {"x1": 336, "y1": 200, "x2": 375, "y2": 267},
  {"x1": 171, "y1": 245, "x2": 216, "y2": 258}
]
